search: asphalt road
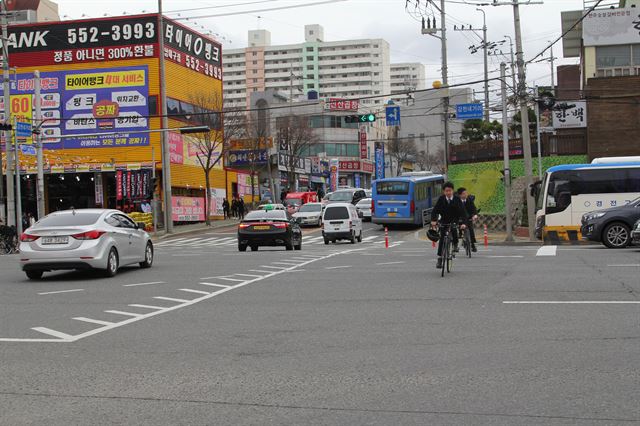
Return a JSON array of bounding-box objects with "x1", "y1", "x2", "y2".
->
[{"x1": 1, "y1": 222, "x2": 639, "y2": 425}]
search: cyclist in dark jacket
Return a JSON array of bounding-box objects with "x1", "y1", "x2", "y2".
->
[
  {"x1": 457, "y1": 187, "x2": 479, "y2": 252},
  {"x1": 430, "y1": 182, "x2": 468, "y2": 268}
]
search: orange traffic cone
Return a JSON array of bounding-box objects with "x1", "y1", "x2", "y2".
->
[
  {"x1": 483, "y1": 224, "x2": 489, "y2": 248},
  {"x1": 385, "y1": 227, "x2": 389, "y2": 249}
]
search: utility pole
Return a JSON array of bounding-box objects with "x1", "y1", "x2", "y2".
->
[
  {"x1": 549, "y1": 43, "x2": 555, "y2": 95},
  {"x1": 478, "y1": 9, "x2": 489, "y2": 122},
  {"x1": 13, "y1": 114, "x2": 22, "y2": 235},
  {"x1": 422, "y1": 0, "x2": 449, "y2": 170},
  {"x1": 512, "y1": 0, "x2": 536, "y2": 241},
  {"x1": 158, "y1": 0, "x2": 173, "y2": 233},
  {"x1": 501, "y1": 63, "x2": 513, "y2": 242},
  {"x1": 534, "y1": 85, "x2": 542, "y2": 179},
  {"x1": 34, "y1": 70, "x2": 45, "y2": 220},
  {"x1": 504, "y1": 34, "x2": 517, "y2": 97},
  {"x1": 1, "y1": 2, "x2": 14, "y2": 227}
]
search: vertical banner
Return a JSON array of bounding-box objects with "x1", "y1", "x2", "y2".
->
[
  {"x1": 329, "y1": 158, "x2": 339, "y2": 192},
  {"x1": 209, "y1": 188, "x2": 226, "y2": 217},
  {"x1": 354, "y1": 173, "x2": 361, "y2": 188},
  {"x1": 359, "y1": 127, "x2": 367, "y2": 159},
  {"x1": 375, "y1": 142, "x2": 385, "y2": 180},
  {"x1": 94, "y1": 173, "x2": 103, "y2": 206},
  {"x1": 116, "y1": 170, "x2": 123, "y2": 201},
  {"x1": 126, "y1": 171, "x2": 132, "y2": 201}
]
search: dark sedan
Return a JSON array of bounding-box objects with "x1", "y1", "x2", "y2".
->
[
  {"x1": 581, "y1": 197, "x2": 640, "y2": 248},
  {"x1": 237, "y1": 210, "x2": 302, "y2": 252}
]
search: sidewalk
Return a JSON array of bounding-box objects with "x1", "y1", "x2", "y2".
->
[{"x1": 152, "y1": 219, "x2": 239, "y2": 241}]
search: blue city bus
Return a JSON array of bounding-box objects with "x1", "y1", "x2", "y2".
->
[{"x1": 372, "y1": 173, "x2": 445, "y2": 226}]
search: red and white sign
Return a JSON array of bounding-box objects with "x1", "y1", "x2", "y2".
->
[
  {"x1": 362, "y1": 160, "x2": 374, "y2": 173},
  {"x1": 168, "y1": 132, "x2": 184, "y2": 164},
  {"x1": 338, "y1": 160, "x2": 374, "y2": 174},
  {"x1": 326, "y1": 98, "x2": 359, "y2": 111},
  {"x1": 339, "y1": 160, "x2": 360, "y2": 171},
  {"x1": 116, "y1": 170, "x2": 123, "y2": 201},
  {"x1": 172, "y1": 196, "x2": 205, "y2": 222},
  {"x1": 359, "y1": 128, "x2": 367, "y2": 160}
]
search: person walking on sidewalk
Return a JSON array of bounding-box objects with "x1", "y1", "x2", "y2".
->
[
  {"x1": 231, "y1": 197, "x2": 239, "y2": 218},
  {"x1": 238, "y1": 198, "x2": 246, "y2": 220},
  {"x1": 222, "y1": 198, "x2": 230, "y2": 219}
]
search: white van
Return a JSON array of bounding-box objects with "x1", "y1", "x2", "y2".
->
[{"x1": 322, "y1": 202, "x2": 363, "y2": 244}]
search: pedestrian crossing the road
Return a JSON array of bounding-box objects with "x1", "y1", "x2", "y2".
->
[{"x1": 155, "y1": 234, "x2": 399, "y2": 249}]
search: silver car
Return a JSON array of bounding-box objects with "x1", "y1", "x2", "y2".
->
[
  {"x1": 292, "y1": 202, "x2": 323, "y2": 226},
  {"x1": 356, "y1": 198, "x2": 372, "y2": 221},
  {"x1": 19, "y1": 209, "x2": 153, "y2": 280}
]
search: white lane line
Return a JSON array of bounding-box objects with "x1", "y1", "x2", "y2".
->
[
  {"x1": 38, "y1": 288, "x2": 84, "y2": 296},
  {"x1": 123, "y1": 281, "x2": 165, "y2": 287},
  {"x1": 72, "y1": 317, "x2": 114, "y2": 326},
  {"x1": 376, "y1": 261, "x2": 405, "y2": 265},
  {"x1": 178, "y1": 288, "x2": 210, "y2": 295},
  {"x1": 233, "y1": 273, "x2": 263, "y2": 278},
  {"x1": 104, "y1": 310, "x2": 142, "y2": 318},
  {"x1": 271, "y1": 261, "x2": 302, "y2": 266},
  {"x1": 128, "y1": 304, "x2": 166, "y2": 310},
  {"x1": 31, "y1": 327, "x2": 74, "y2": 340},
  {"x1": 204, "y1": 276, "x2": 245, "y2": 282},
  {"x1": 536, "y1": 245, "x2": 557, "y2": 256},
  {"x1": 284, "y1": 269, "x2": 306, "y2": 273},
  {"x1": 259, "y1": 265, "x2": 287, "y2": 270},
  {"x1": 503, "y1": 301, "x2": 640, "y2": 304},
  {"x1": 362, "y1": 236, "x2": 378, "y2": 242},
  {"x1": 199, "y1": 282, "x2": 231, "y2": 288},
  {"x1": 325, "y1": 265, "x2": 351, "y2": 270},
  {"x1": 153, "y1": 296, "x2": 192, "y2": 303},
  {"x1": 4, "y1": 248, "x2": 356, "y2": 343},
  {"x1": 607, "y1": 264, "x2": 640, "y2": 267},
  {"x1": 248, "y1": 269, "x2": 272, "y2": 273}
]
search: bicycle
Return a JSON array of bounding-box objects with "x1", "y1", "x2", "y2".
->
[
  {"x1": 439, "y1": 223, "x2": 458, "y2": 277},
  {"x1": 0, "y1": 226, "x2": 19, "y2": 255},
  {"x1": 461, "y1": 226, "x2": 472, "y2": 258}
]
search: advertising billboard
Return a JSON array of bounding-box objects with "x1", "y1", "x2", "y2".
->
[
  {"x1": 163, "y1": 18, "x2": 222, "y2": 81},
  {"x1": 3, "y1": 66, "x2": 150, "y2": 149},
  {"x1": 329, "y1": 158, "x2": 339, "y2": 192},
  {"x1": 172, "y1": 196, "x2": 205, "y2": 222},
  {"x1": 583, "y1": 8, "x2": 640, "y2": 46},
  {"x1": 553, "y1": 101, "x2": 587, "y2": 129}
]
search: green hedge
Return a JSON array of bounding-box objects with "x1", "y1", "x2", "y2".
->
[{"x1": 447, "y1": 155, "x2": 588, "y2": 214}]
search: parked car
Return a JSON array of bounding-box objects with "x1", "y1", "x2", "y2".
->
[
  {"x1": 256, "y1": 203, "x2": 286, "y2": 211},
  {"x1": 581, "y1": 197, "x2": 640, "y2": 248},
  {"x1": 292, "y1": 202, "x2": 323, "y2": 227},
  {"x1": 356, "y1": 197, "x2": 372, "y2": 221},
  {"x1": 322, "y1": 202, "x2": 363, "y2": 244},
  {"x1": 631, "y1": 219, "x2": 640, "y2": 245},
  {"x1": 237, "y1": 209, "x2": 302, "y2": 251},
  {"x1": 365, "y1": 189, "x2": 372, "y2": 198},
  {"x1": 18, "y1": 209, "x2": 153, "y2": 280},
  {"x1": 323, "y1": 188, "x2": 367, "y2": 206}
]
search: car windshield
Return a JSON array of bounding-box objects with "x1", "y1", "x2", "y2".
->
[
  {"x1": 299, "y1": 204, "x2": 321, "y2": 212},
  {"x1": 36, "y1": 212, "x2": 102, "y2": 227},
  {"x1": 328, "y1": 191, "x2": 353, "y2": 201},
  {"x1": 243, "y1": 210, "x2": 289, "y2": 222},
  {"x1": 324, "y1": 206, "x2": 350, "y2": 220}
]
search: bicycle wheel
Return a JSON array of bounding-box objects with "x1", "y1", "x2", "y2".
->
[
  {"x1": 446, "y1": 237, "x2": 453, "y2": 273},
  {"x1": 441, "y1": 236, "x2": 448, "y2": 277},
  {"x1": 465, "y1": 230, "x2": 472, "y2": 258}
]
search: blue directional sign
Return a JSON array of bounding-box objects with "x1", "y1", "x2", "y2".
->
[
  {"x1": 19, "y1": 144, "x2": 36, "y2": 156},
  {"x1": 385, "y1": 106, "x2": 401, "y2": 126},
  {"x1": 15, "y1": 121, "x2": 31, "y2": 138},
  {"x1": 456, "y1": 103, "x2": 484, "y2": 120}
]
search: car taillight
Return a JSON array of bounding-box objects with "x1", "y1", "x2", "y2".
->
[
  {"x1": 349, "y1": 221, "x2": 352, "y2": 229},
  {"x1": 371, "y1": 200, "x2": 375, "y2": 214},
  {"x1": 20, "y1": 233, "x2": 39, "y2": 242},
  {"x1": 239, "y1": 223, "x2": 251, "y2": 229},
  {"x1": 273, "y1": 223, "x2": 288, "y2": 229},
  {"x1": 410, "y1": 200, "x2": 415, "y2": 214},
  {"x1": 71, "y1": 230, "x2": 106, "y2": 240}
]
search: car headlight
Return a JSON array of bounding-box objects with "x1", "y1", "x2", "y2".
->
[{"x1": 584, "y1": 212, "x2": 606, "y2": 221}]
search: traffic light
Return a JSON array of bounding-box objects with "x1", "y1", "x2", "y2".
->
[{"x1": 344, "y1": 114, "x2": 376, "y2": 124}]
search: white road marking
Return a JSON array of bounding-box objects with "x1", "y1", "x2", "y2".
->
[
  {"x1": 72, "y1": 317, "x2": 114, "y2": 326},
  {"x1": 123, "y1": 281, "x2": 165, "y2": 287},
  {"x1": 376, "y1": 261, "x2": 405, "y2": 265},
  {"x1": 104, "y1": 310, "x2": 142, "y2": 318},
  {"x1": 128, "y1": 304, "x2": 166, "y2": 310},
  {"x1": 607, "y1": 264, "x2": 640, "y2": 267},
  {"x1": 536, "y1": 245, "x2": 557, "y2": 256},
  {"x1": 37, "y1": 288, "x2": 84, "y2": 296},
  {"x1": 325, "y1": 265, "x2": 351, "y2": 270},
  {"x1": 362, "y1": 236, "x2": 378, "y2": 242},
  {"x1": 248, "y1": 269, "x2": 272, "y2": 273},
  {"x1": 503, "y1": 301, "x2": 640, "y2": 304},
  {"x1": 260, "y1": 265, "x2": 287, "y2": 270},
  {"x1": 178, "y1": 288, "x2": 210, "y2": 295},
  {"x1": 199, "y1": 282, "x2": 231, "y2": 288},
  {"x1": 31, "y1": 327, "x2": 74, "y2": 340},
  {"x1": 233, "y1": 273, "x2": 263, "y2": 278},
  {"x1": 2, "y1": 248, "x2": 357, "y2": 343},
  {"x1": 153, "y1": 296, "x2": 192, "y2": 303},
  {"x1": 271, "y1": 261, "x2": 302, "y2": 266},
  {"x1": 203, "y1": 276, "x2": 245, "y2": 282}
]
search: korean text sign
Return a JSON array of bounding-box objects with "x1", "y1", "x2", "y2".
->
[
  {"x1": 172, "y1": 196, "x2": 205, "y2": 222},
  {"x1": 7, "y1": 66, "x2": 150, "y2": 149}
]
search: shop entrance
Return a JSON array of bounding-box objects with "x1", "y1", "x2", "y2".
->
[{"x1": 46, "y1": 173, "x2": 96, "y2": 212}]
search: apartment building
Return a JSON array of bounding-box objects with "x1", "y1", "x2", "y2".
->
[
  {"x1": 223, "y1": 24, "x2": 391, "y2": 109},
  {"x1": 390, "y1": 62, "x2": 426, "y2": 99}
]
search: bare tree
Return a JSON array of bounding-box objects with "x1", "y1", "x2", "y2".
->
[
  {"x1": 188, "y1": 92, "x2": 246, "y2": 225},
  {"x1": 387, "y1": 134, "x2": 417, "y2": 176},
  {"x1": 275, "y1": 114, "x2": 318, "y2": 190},
  {"x1": 244, "y1": 113, "x2": 272, "y2": 206}
]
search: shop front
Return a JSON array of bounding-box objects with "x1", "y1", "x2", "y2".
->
[{"x1": 337, "y1": 159, "x2": 374, "y2": 189}]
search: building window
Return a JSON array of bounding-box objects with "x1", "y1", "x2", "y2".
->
[
  {"x1": 596, "y1": 45, "x2": 631, "y2": 68},
  {"x1": 252, "y1": 60, "x2": 258, "y2": 65},
  {"x1": 307, "y1": 56, "x2": 314, "y2": 61},
  {"x1": 307, "y1": 65, "x2": 314, "y2": 70},
  {"x1": 252, "y1": 51, "x2": 257, "y2": 56},
  {"x1": 253, "y1": 70, "x2": 258, "y2": 74},
  {"x1": 307, "y1": 47, "x2": 314, "y2": 52},
  {"x1": 253, "y1": 78, "x2": 258, "y2": 83}
]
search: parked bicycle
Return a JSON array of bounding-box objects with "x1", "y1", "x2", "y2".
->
[{"x1": 0, "y1": 225, "x2": 19, "y2": 255}]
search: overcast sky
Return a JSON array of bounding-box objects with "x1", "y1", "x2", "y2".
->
[{"x1": 55, "y1": 0, "x2": 584, "y2": 103}]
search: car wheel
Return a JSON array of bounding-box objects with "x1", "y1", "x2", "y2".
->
[
  {"x1": 357, "y1": 230, "x2": 363, "y2": 242},
  {"x1": 238, "y1": 243, "x2": 248, "y2": 252},
  {"x1": 350, "y1": 231, "x2": 356, "y2": 244},
  {"x1": 324, "y1": 237, "x2": 329, "y2": 245},
  {"x1": 286, "y1": 241, "x2": 294, "y2": 251},
  {"x1": 26, "y1": 270, "x2": 43, "y2": 280},
  {"x1": 250, "y1": 245, "x2": 258, "y2": 252},
  {"x1": 603, "y1": 222, "x2": 631, "y2": 248},
  {"x1": 139, "y1": 242, "x2": 154, "y2": 268},
  {"x1": 104, "y1": 247, "x2": 119, "y2": 277},
  {"x1": 294, "y1": 239, "x2": 302, "y2": 250}
]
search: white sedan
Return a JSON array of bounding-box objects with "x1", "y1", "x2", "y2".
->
[
  {"x1": 356, "y1": 198, "x2": 372, "y2": 221},
  {"x1": 19, "y1": 209, "x2": 153, "y2": 280},
  {"x1": 292, "y1": 202, "x2": 323, "y2": 227}
]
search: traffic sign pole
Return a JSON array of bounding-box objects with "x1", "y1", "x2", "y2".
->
[
  {"x1": 13, "y1": 115, "x2": 22, "y2": 236},
  {"x1": 34, "y1": 70, "x2": 45, "y2": 220}
]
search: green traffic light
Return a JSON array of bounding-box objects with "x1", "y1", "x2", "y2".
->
[{"x1": 358, "y1": 114, "x2": 376, "y2": 123}]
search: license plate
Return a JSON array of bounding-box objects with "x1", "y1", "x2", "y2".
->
[
  {"x1": 388, "y1": 212, "x2": 397, "y2": 217},
  {"x1": 41, "y1": 236, "x2": 69, "y2": 245},
  {"x1": 252, "y1": 225, "x2": 270, "y2": 230}
]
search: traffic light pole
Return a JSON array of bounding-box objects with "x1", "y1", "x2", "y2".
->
[
  {"x1": 158, "y1": 0, "x2": 173, "y2": 233},
  {"x1": 1, "y1": 4, "x2": 14, "y2": 228}
]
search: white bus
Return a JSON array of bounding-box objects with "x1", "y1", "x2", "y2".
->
[{"x1": 533, "y1": 161, "x2": 640, "y2": 241}]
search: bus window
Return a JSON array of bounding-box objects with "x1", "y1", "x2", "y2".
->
[{"x1": 546, "y1": 171, "x2": 574, "y2": 214}]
